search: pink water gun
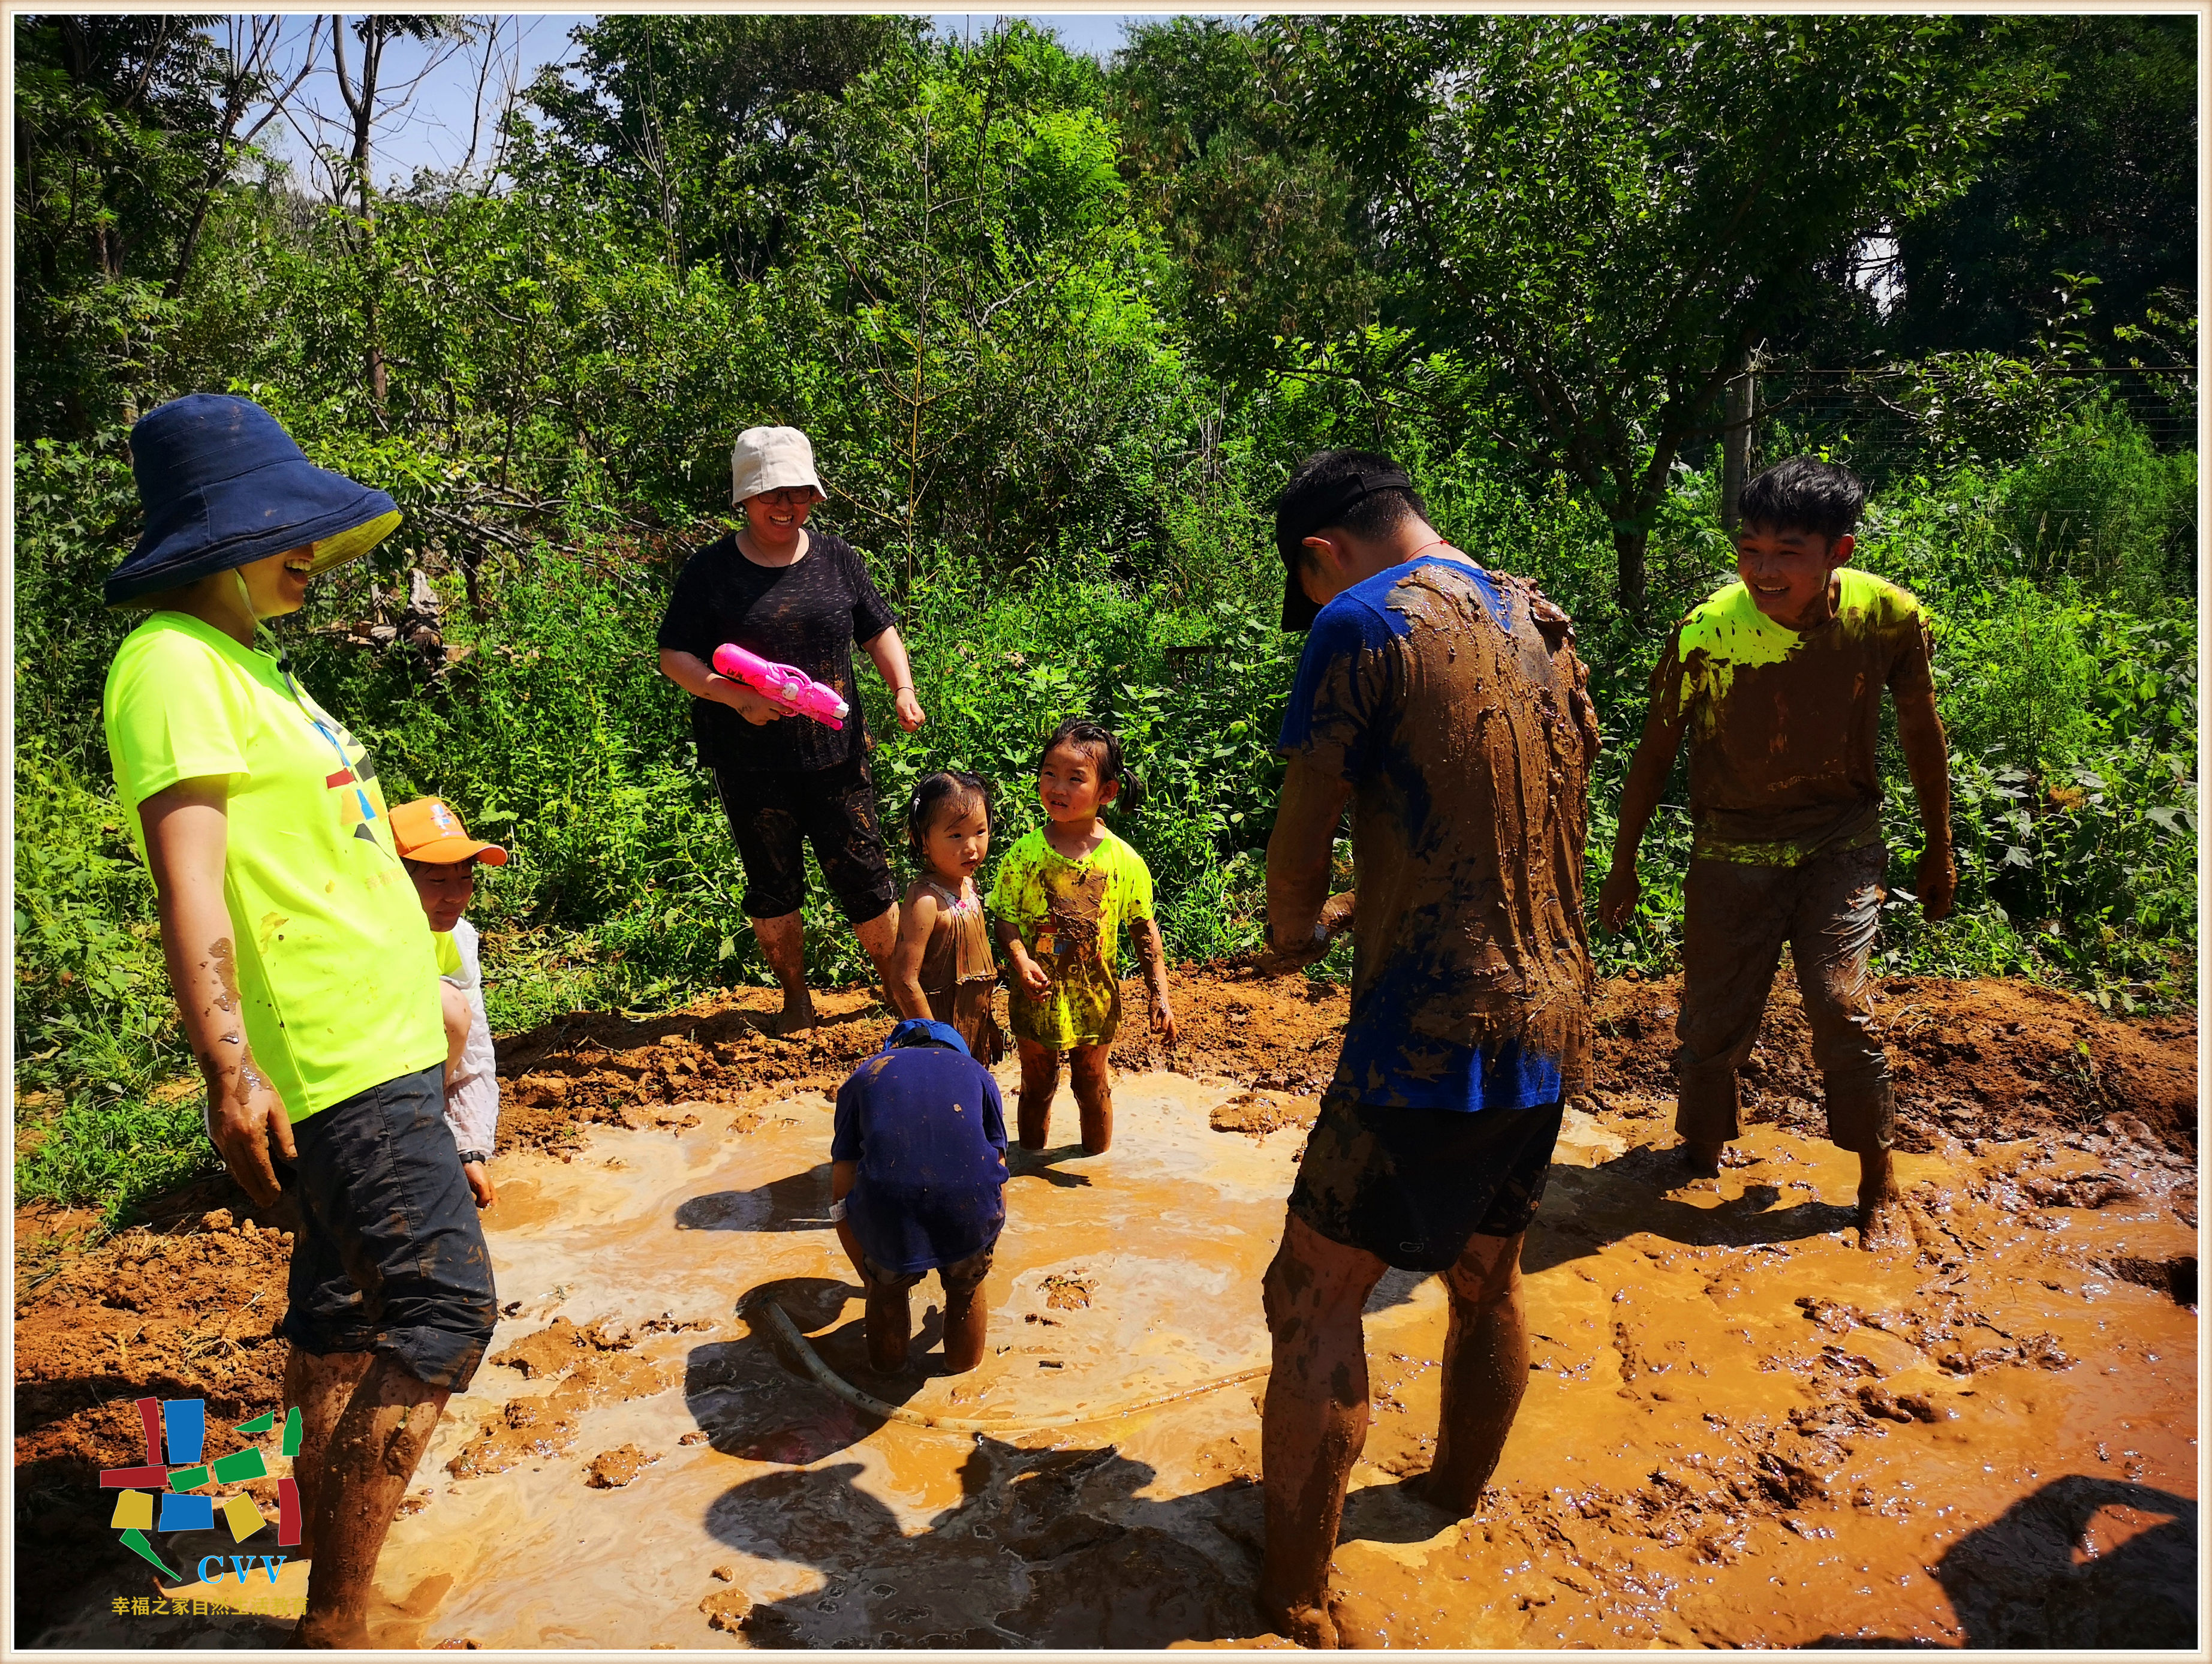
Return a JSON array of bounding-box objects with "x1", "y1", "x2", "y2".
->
[{"x1": 712, "y1": 643, "x2": 850, "y2": 729}]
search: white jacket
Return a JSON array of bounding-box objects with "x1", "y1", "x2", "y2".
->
[{"x1": 439, "y1": 917, "x2": 499, "y2": 1159}]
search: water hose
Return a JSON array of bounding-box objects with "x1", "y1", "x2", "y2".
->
[{"x1": 759, "y1": 1301, "x2": 1269, "y2": 1434}]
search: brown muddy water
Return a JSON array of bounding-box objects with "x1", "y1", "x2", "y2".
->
[{"x1": 29, "y1": 1063, "x2": 2198, "y2": 1648}]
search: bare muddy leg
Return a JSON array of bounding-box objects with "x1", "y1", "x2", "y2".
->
[
  {"x1": 864, "y1": 1278, "x2": 912, "y2": 1373},
  {"x1": 941, "y1": 1281, "x2": 987, "y2": 1374},
  {"x1": 1015, "y1": 1037, "x2": 1061, "y2": 1151},
  {"x1": 1257, "y1": 1212, "x2": 1387, "y2": 1647},
  {"x1": 1069, "y1": 1042, "x2": 1113, "y2": 1154},
  {"x1": 753, "y1": 910, "x2": 815, "y2": 1031},
  {"x1": 283, "y1": 1346, "x2": 372, "y2": 1562},
  {"x1": 295, "y1": 1354, "x2": 449, "y2": 1648},
  {"x1": 1856, "y1": 1147, "x2": 1910, "y2": 1250},
  {"x1": 1419, "y1": 1229, "x2": 1530, "y2": 1513},
  {"x1": 852, "y1": 903, "x2": 899, "y2": 1010}
]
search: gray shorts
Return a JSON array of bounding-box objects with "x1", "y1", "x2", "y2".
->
[{"x1": 278, "y1": 1064, "x2": 498, "y2": 1391}]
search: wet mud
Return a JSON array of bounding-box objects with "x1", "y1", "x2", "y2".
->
[{"x1": 16, "y1": 969, "x2": 2196, "y2": 1647}]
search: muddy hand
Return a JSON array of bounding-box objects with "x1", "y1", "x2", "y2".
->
[
  {"x1": 1015, "y1": 955, "x2": 1053, "y2": 1000},
  {"x1": 207, "y1": 1081, "x2": 293, "y2": 1209},
  {"x1": 1151, "y1": 995, "x2": 1179, "y2": 1045},
  {"x1": 464, "y1": 1160, "x2": 496, "y2": 1211},
  {"x1": 1917, "y1": 844, "x2": 1957, "y2": 923},
  {"x1": 1597, "y1": 861, "x2": 1639, "y2": 934}
]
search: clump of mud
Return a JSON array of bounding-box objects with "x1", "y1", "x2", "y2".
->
[
  {"x1": 584, "y1": 1443, "x2": 658, "y2": 1488},
  {"x1": 446, "y1": 1319, "x2": 669, "y2": 1481}
]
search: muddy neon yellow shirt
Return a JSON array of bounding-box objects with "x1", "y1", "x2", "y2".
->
[
  {"x1": 986, "y1": 826, "x2": 1155, "y2": 1049},
  {"x1": 1653, "y1": 568, "x2": 1935, "y2": 866},
  {"x1": 103, "y1": 611, "x2": 445, "y2": 1122}
]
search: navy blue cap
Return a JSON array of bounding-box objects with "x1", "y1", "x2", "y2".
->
[
  {"x1": 884, "y1": 1017, "x2": 972, "y2": 1057},
  {"x1": 106, "y1": 394, "x2": 401, "y2": 609}
]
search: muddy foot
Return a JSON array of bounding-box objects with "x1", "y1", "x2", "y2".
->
[
  {"x1": 1325, "y1": 1591, "x2": 1394, "y2": 1648},
  {"x1": 775, "y1": 997, "x2": 818, "y2": 1036},
  {"x1": 1254, "y1": 1590, "x2": 1336, "y2": 1648},
  {"x1": 1857, "y1": 1187, "x2": 1913, "y2": 1252},
  {"x1": 1680, "y1": 1139, "x2": 1725, "y2": 1179}
]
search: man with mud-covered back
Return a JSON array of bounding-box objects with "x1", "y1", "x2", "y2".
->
[{"x1": 1254, "y1": 450, "x2": 1600, "y2": 1645}]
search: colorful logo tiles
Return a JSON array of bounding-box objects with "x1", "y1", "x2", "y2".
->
[{"x1": 100, "y1": 1397, "x2": 303, "y2": 1578}]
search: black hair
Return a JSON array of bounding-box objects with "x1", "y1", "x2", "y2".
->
[
  {"x1": 1037, "y1": 718, "x2": 1144, "y2": 815},
  {"x1": 905, "y1": 770, "x2": 991, "y2": 863},
  {"x1": 1275, "y1": 449, "x2": 1431, "y2": 568},
  {"x1": 1737, "y1": 456, "x2": 1865, "y2": 542}
]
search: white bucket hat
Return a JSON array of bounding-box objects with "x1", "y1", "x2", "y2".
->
[{"x1": 730, "y1": 425, "x2": 826, "y2": 506}]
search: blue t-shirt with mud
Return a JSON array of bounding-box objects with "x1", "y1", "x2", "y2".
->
[
  {"x1": 1278, "y1": 555, "x2": 1600, "y2": 1113},
  {"x1": 832, "y1": 1042, "x2": 1009, "y2": 1274}
]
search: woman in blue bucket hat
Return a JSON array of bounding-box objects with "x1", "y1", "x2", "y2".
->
[{"x1": 100, "y1": 395, "x2": 495, "y2": 1646}]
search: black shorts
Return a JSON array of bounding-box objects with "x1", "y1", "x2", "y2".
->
[
  {"x1": 278, "y1": 1064, "x2": 498, "y2": 1391},
  {"x1": 712, "y1": 755, "x2": 898, "y2": 924},
  {"x1": 1287, "y1": 1094, "x2": 1564, "y2": 1274},
  {"x1": 860, "y1": 1240, "x2": 996, "y2": 1297}
]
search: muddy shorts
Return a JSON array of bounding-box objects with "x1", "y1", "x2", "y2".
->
[
  {"x1": 860, "y1": 1239, "x2": 996, "y2": 1298},
  {"x1": 1286, "y1": 1095, "x2": 1564, "y2": 1274},
  {"x1": 712, "y1": 755, "x2": 898, "y2": 924},
  {"x1": 278, "y1": 1063, "x2": 498, "y2": 1392},
  {"x1": 1677, "y1": 841, "x2": 1894, "y2": 1154}
]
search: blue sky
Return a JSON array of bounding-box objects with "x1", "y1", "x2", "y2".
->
[{"x1": 257, "y1": 14, "x2": 1164, "y2": 189}]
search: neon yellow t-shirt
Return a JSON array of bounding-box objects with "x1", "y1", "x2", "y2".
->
[
  {"x1": 103, "y1": 612, "x2": 445, "y2": 1122},
  {"x1": 986, "y1": 826, "x2": 1155, "y2": 1049}
]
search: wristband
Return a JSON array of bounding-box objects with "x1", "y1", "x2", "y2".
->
[
  {"x1": 829, "y1": 1198, "x2": 848, "y2": 1223},
  {"x1": 458, "y1": 1150, "x2": 489, "y2": 1167}
]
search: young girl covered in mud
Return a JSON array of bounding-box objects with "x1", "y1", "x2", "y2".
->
[
  {"x1": 886, "y1": 771, "x2": 1006, "y2": 1064},
  {"x1": 988, "y1": 720, "x2": 1178, "y2": 1154}
]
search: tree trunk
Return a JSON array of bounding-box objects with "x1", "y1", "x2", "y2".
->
[
  {"x1": 1720, "y1": 363, "x2": 1757, "y2": 532},
  {"x1": 1613, "y1": 524, "x2": 1649, "y2": 619}
]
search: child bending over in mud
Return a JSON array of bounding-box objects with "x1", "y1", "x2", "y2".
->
[
  {"x1": 1598, "y1": 458, "x2": 1954, "y2": 1249},
  {"x1": 830, "y1": 1019, "x2": 1009, "y2": 1373},
  {"x1": 887, "y1": 771, "x2": 1006, "y2": 1065},
  {"x1": 394, "y1": 796, "x2": 508, "y2": 1211},
  {"x1": 989, "y1": 720, "x2": 1178, "y2": 1154}
]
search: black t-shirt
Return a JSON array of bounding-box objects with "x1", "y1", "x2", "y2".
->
[{"x1": 657, "y1": 530, "x2": 898, "y2": 773}]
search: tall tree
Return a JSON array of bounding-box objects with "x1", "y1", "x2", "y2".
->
[
  {"x1": 1888, "y1": 15, "x2": 2197, "y2": 361},
  {"x1": 1272, "y1": 14, "x2": 2050, "y2": 614},
  {"x1": 523, "y1": 13, "x2": 927, "y2": 282}
]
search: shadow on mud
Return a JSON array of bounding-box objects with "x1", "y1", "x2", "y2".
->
[
  {"x1": 702, "y1": 1437, "x2": 1266, "y2": 1646},
  {"x1": 1524, "y1": 1142, "x2": 1858, "y2": 1274},
  {"x1": 675, "y1": 1163, "x2": 836, "y2": 1232},
  {"x1": 1805, "y1": 1476, "x2": 2197, "y2": 1648}
]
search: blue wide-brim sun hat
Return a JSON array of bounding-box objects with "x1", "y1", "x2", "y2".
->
[{"x1": 104, "y1": 394, "x2": 402, "y2": 609}]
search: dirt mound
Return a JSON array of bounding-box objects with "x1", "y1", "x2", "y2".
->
[
  {"x1": 13, "y1": 1200, "x2": 294, "y2": 1638},
  {"x1": 1587, "y1": 971, "x2": 2196, "y2": 1157}
]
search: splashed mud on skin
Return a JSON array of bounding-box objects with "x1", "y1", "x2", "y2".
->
[{"x1": 16, "y1": 971, "x2": 2195, "y2": 1648}]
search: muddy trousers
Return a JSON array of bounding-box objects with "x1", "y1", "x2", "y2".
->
[{"x1": 1675, "y1": 842, "x2": 1894, "y2": 1156}]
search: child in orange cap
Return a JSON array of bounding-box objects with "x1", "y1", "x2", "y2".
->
[{"x1": 391, "y1": 798, "x2": 509, "y2": 1209}]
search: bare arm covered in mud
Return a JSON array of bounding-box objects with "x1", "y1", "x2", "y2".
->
[
  {"x1": 1128, "y1": 916, "x2": 1179, "y2": 1042},
  {"x1": 1893, "y1": 679, "x2": 1956, "y2": 922},
  {"x1": 1597, "y1": 694, "x2": 1689, "y2": 934},
  {"x1": 138, "y1": 777, "x2": 296, "y2": 1208},
  {"x1": 885, "y1": 887, "x2": 941, "y2": 1021},
  {"x1": 1262, "y1": 757, "x2": 1356, "y2": 973},
  {"x1": 994, "y1": 916, "x2": 1053, "y2": 999},
  {"x1": 829, "y1": 1158, "x2": 867, "y2": 1281}
]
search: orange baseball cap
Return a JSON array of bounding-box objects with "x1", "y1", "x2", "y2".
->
[{"x1": 390, "y1": 798, "x2": 508, "y2": 865}]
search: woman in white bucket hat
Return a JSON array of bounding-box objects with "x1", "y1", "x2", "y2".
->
[{"x1": 657, "y1": 425, "x2": 925, "y2": 1030}]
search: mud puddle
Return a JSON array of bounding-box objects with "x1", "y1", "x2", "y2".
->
[{"x1": 18, "y1": 971, "x2": 2198, "y2": 1647}]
